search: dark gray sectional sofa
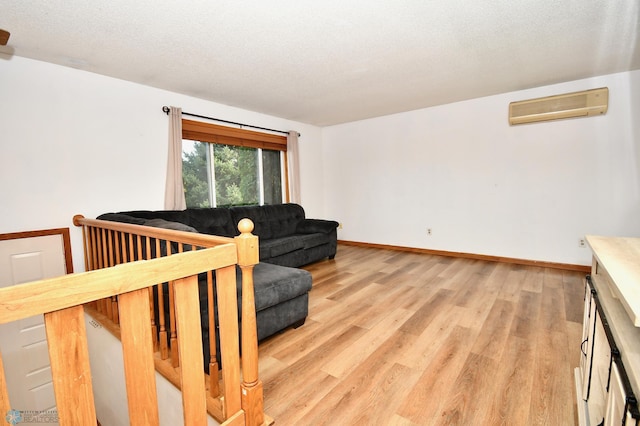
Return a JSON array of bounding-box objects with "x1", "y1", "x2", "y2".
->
[
  {"x1": 99, "y1": 203, "x2": 339, "y2": 268},
  {"x1": 96, "y1": 204, "x2": 338, "y2": 368}
]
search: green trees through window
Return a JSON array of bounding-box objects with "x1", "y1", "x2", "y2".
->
[{"x1": 182, "y1": 140, "x2": 283, "y2": 208}]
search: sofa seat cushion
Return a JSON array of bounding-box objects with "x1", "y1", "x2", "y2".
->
[
  {"x1": 297, "y1": 232, "x2": 330, "y2": 250},
  {"x1": 259, "y1": 236, "x2": 304, "y2": 259},
  {"x1": 199, "y1": 262, "x2": 311, "y2": 369},
  {"x1": 248, "y1": 262, "x2": 312, "y2": 312},
  {"x1": 197, "y1": 262, "x2": 311, "y2": 326}
]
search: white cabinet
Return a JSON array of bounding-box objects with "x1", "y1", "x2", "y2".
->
[
  {"x1": 576, "y1": 278, "x2": 638, "y2": 425},
  {"x1": 577, "y1": 278, "x2": 613, "y2": 426},
  {"x1": 576, "y1": 236, "x2": 640, "y2": 426}
]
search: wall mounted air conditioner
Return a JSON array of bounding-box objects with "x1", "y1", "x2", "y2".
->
[{"x1": 508, "y1": 87, "x2": 608, "y2": 125}]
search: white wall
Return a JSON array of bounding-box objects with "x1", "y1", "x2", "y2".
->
[
  {"x1": 2, "y1": 55, "x2": 639, "y2": 269},
  {"x1": 85, "y1": 313, "x2": 220, "y2": 426},
  {"x1": 323, "y1": 70, "x2": 640, "y2": 266},
  {"x1": 0, "y1": 55, "x2": 324, "y2": 272}
]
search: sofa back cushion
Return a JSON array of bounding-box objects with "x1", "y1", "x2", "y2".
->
[
  {"x1": 100, "y1": 204, "x2": 309, "y2": 240},
  {"x1": 182, "y1": 208, "x2": 236, "y2": 237},
  {"x1": 143, "y1": 218, "x2": 199, "y2": 233},
  {"x1": 97, "y1": 212, "x2": 147, "y2": 225},
  {"x1": 230, "y1": 204, "x2": 305, "y2": 240},
  {"x1": 112, "y1": 210, "x2": 190, "y2": 223},
  {"x1": 109, "y1": 209, "x2": 236, "y2": 237}
]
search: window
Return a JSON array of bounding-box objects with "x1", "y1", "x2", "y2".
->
[{"x1": 181, "y1": 120, "x2": 288, "y2": 208}]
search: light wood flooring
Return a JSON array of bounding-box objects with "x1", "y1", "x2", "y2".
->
[{"x1": 258, "y1": 244, "x2": 585, "y2": 425}]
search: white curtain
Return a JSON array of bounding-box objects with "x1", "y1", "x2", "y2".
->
[
  {"x1": 164, "y1": 106, "x2": 187, "y2": 210},
  {"x1": 287, "y1": 131, "x2": 301, "y2": 204}
]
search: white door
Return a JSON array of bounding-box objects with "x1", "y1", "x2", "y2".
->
[{"x1": 0, "y1": 230, "x2": 71, "y2": 424}]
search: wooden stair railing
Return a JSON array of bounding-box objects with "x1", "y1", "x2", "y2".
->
[
  {"x1": 49, "y1": 215, "x2": 262, "y2": 425},
  {"x1": 0, "y1": 245, "x2": 243, "y2": 425}
]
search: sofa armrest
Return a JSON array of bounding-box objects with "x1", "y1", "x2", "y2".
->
[{"x1": 295, "y1": 219, "x2": 339, "y2": 234}]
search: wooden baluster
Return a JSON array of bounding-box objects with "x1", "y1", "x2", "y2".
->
[
  {"x1": 88, "y1": 226, "x2": 107, "y2": 313},
  {"x1": 173, "y1": 274, "x2": 207, "y2": 425},
  {"x1": 216, "y1": 265, "x2": 242, "y2": 419},
  {"x1": 74, "y1": 219, "x2": 94, "y2": 309},
  {"x1": 98, "y1": 229, "x2": 105, "y2": 314},
  {"x1": 167, "y1": 242, "x2": 179, "y2": 368},
  {"x1": 235, "y1": 218, "x2": 263, "y2": 426},
  {"x1": 111, "y1": 298, "x2": 119, "y2": 324},
  {"x1": 128, "y1": 233, "x2": 135, "y2": 263},
  {"x1": 114, "y1": 231, "x2": 122, "y2": 265},
  {"x1": 119, "y1": 288, "x2": 160, "y2": 425},
  {"x1": 145, "y1": 237, "x2": 158, "y2": 352},
  {"x1": 106, "y1": 295, "x2": 114, "y2": 323},
  {"x1": 95, "y1": 228, "x2": 103, "y2": 270},
  {"x1": 113, "y1": 233, "x2": 135, "y2": 326},
  {"x1": 99, "y1": 226, "x2": 107, "y2": 327},
  {"x1": 107, "y1": 231, "x2": 121, "y2": 317},
  {"x1": 206, "y1": 269, "x2": 220, "y2": 397},
  {"x1": 107, "y1": 229, "x2": 118, "y2": 316},
  {"x1": 86, "y1": 226, "x2": 93, "y2": 270},
  {"x1": 169, "y1": 279, "x2": 179, "y2": 367},
  {"x1": 149, "y1": 284, "x2": 158, "y2": 353},
  {"x1": 75, "y1": 218, "x2": 89, "y2": 272},
  {"x1": 93, "y1": 227, "x2": 99, "y2": 268},
  {"x1": 107, "y1": 229, "x2": 115, "y2": 267},
  {"x1": 44, "y1": 305, "x2": 97, "y2": 426},
  {"x1": 103, "y1": 229, "x2": 115, "y2": 315},
  {"x1": 136, "y1": 234, "x2": 143, "y2": 261},
  {"x1": 90, "y1": 227, "x2": 98, "y2": 270},
  {"x1": 100, "y1": 228, "x2": 108, "y2": 268},
  {"x1": 105, "y1": 300, "x2": 114, "y2": 321},
  {"x1": 156, "y1": 239, "x2": 169, "y2": 360}
]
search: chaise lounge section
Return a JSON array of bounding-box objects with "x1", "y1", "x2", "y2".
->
[
  {"x1": 96, "y1": 203, "x2": 337, "y2": 358},
  {"x1": 196, "y1": 262, "x2": 312, "y2": 367}
]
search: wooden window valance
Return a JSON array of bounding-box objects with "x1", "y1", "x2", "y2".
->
[{"x1": 182, "y1": 119, "x2": 288, "y2": 152}]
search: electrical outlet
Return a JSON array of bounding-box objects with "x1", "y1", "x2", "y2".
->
[
  {"x1": 427, "y1": 228, "x2": 432, "y2": 236},
  {"x1": 579, "y1": 238, "x2": 586, "y2": 248}
]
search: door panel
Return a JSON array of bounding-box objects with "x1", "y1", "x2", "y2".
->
[
  {"x1": 587, "y1": 313, "x2": 611, "y2": 426},
  {"x1": 604, "y1": 362, "x2": 625, "y2": 426},
  {"x1": 0, "y1": 229, "x2": 72, "y2": 419},
  {"x1": 581, "y1": 286, "x2": 597, "y2": 399}
]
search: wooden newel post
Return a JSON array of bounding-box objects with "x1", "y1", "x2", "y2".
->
[{"x1": 235, "y1": 219, "x2": 264, "y2": 426}]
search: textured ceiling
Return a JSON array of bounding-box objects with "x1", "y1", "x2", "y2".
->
[{"x1": 1, "y1": 1, "x2": 639, "y2": 126}]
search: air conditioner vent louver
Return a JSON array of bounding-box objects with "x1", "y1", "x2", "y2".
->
[{"x1": 509, "y1": 87, "x2": 608, "y2": 125}]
